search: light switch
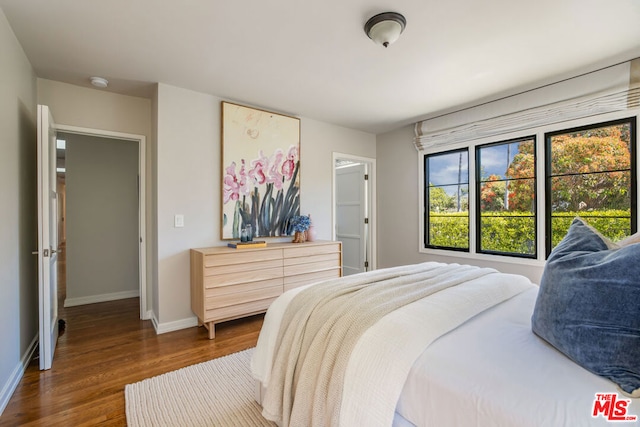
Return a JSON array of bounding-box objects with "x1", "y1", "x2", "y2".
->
[{"x1": 174, "y1": 214, "x2": 184, "y2": 228}]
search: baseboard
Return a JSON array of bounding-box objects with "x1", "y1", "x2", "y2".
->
[
  {"x1": 151, "y1": 313, "x2": 159, "y2": 332},
  {"x1": 152, "y1": 315, "x2": 198, "y2": 335},
  {"x1": 0, "y1": 334, "x2": 38, "y2": 416},
  {"x1": 64, "y1": 289, "x2": 140, "y2": 307}
]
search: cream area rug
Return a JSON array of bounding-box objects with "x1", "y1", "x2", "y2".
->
[{"x1": 125, "y1": 348, "x2": 276, "y2": 427}]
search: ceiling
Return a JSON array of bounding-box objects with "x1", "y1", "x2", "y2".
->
[{"x1": 2, "y1": 1, "x2": 640, "y2": 134}]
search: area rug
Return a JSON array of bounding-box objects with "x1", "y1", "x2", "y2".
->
[{"x1": 125, "y1": 348, "x2": 276, "y2": 426}]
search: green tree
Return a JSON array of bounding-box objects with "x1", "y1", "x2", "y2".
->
[
  {"x1": 480, "y1": 175, "x2": 506, "y2": 211},
  {"x1": 429, "y1": 185, "x2": 454, "y2": 212},
  {"x1": 549, "y1": 126, "x2": 630, "y2": 211},
  {"x1": 505, "y1": 140, "x2": 535, "y2": 211},
  {"x1": 506, "y1": 125, "x2": 630, "y2": 212}
]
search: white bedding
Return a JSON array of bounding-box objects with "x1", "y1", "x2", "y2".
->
[
  {"x1": 251, "y1": 263, "x2": 640, "y2": 426},
  {"x1": 396, "y1": 286, "x2": 640, "y2": 426}
]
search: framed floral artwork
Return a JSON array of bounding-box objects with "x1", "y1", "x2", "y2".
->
[{"x1": 221, "y1": 102, "x2": 301, "y2": 239}]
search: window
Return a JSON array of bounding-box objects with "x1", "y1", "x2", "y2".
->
[
  {"x1": 476, "y1": 137, "x2": 536, "y2": 257},
  {"x1": 421, "y1": 116, "x2": 637, "y2": 260},
  {"x1": 545, "y1": 118, "x2": 637, "y2": 255},
  {"x1": 424, "y1": 149, "x2": 469, "y2": 250}
]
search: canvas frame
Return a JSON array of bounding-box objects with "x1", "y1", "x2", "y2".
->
[{"x1": 221, "y1": 101, "x2": 301, "y2": 240}]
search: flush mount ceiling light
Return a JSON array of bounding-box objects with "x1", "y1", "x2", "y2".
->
[
  {"x1": 364, "y1": 12, "x2": 406, "y2": 48},
  {"x1": 90, "y1": 76, "x2": 109, "y2": 88}
]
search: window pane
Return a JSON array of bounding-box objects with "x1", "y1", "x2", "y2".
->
[
  {"x1": 427, "y1": 151, "x2": 468, "y2": 186},
  {"x1": 549, "y1": 171, "x2": 631, "y2": 213},
  {"x1": 429, "y1": 213, "x2": 469, "y2": 249},
  {"x1": 477, "y1": 137, "x2": 536, "y2": 257},
  {"x1": 480, "y1": 215, "x2": 536, "y2": 254},
  {"x1": 547, "y1": 120, "x2": 635, "y2": 254},
  {"x1": 426, "y1": 149, "x2": 469, "y2": 250},
  {"x1": 479, "y1": 140, "x2": 535, "y2": 180},
  {"x1": 428, "y1": 184, "x2": 469, "y2": 212},
  {"x1": 550, "y1": 123, "x2": 631, "y2": 175}
]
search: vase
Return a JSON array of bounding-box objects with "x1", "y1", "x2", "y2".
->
[
  {"x1": 305, "y1": 225, "x2": 316, "y2": 242},
  {"x1": 305, "y1": 214, "x2": 316, "y2": 242},
  {"x1": 292, "y1": 231, "x2": 306, "y2": 243}
]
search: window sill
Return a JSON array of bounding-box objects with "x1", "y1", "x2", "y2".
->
[{"x1": 419, "y1": 247, "x2": 546, "y2": 268}]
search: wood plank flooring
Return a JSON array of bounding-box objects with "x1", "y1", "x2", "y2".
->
[{"x1": 0, "y1": 248, "x2": 264, "y2": 426}]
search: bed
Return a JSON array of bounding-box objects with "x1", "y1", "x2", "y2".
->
[{"x1": 250, "y1": 221, "x2": 640, "y2": 426}]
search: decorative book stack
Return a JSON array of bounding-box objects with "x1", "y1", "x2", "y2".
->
[{"x1": 227, "y1": 240, "x2": 267, "y2": 249}]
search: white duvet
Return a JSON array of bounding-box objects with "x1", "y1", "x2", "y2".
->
[
  {"x1": 251, "y1": 262, "x2": 533, "y2": 427},
  {"x1": 251, "y1": 262, "x2": 640, "y2": 426},
  {"x1": 396, "y1": 287, "x2": 640, "y2": 426}
]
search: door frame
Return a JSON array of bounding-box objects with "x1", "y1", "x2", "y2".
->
[
  {"x1": 332, "y1": 152, "x2": 377, "y2": 271},
  {"x1": 56, "y1": 124, "x2": 149, "y2": 320}
]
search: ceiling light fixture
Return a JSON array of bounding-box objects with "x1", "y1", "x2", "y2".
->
[
  {"x1": 90, "y1": 76, "x2": 109, "y2": 88},
  {"x1": 364, "y1": 12, "x2": 406, "y2": 48}
]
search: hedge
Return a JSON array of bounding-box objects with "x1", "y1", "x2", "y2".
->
[
  {"x1": 428, "y1": 210, "x2": 631, "y2": 254},
  {"x1": 428, "y1": 213, "x2": 468, "y2": 249}
]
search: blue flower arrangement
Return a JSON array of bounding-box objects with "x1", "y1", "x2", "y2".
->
[{"x1": 290, "y1": 215, "x2": 311, "y2": 233}]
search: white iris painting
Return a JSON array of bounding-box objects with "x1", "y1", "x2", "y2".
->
[{"x1": 221, "y1": 102, "x2": 301, "y2": 239}]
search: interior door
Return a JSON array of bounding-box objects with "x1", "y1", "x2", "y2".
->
[
  {"x1": 37, "y1": 104, "x2": 59, "y2": 370},
  {"x1": 336, "y1": 163, "x2": 367, "y2": 275}
]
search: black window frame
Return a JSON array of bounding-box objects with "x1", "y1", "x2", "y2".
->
[
  {"x1": 475, "y1": 136, "x2": 537, "y2": 259},
  {"x1": 544, "y1": 117, "x2": 637, "y2": 257},
  {"x1": 424, "y1": 147, "x2": 470, "y2": 252}
]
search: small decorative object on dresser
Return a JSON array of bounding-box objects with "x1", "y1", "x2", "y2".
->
[
  {"x1": 290, "y1": 215, "x2": 310, "y2": 243},
  {"x1": 190, "y1": 241, "x2": 342, "y2": 339},
  {"x1": 305, "y1": 214, "x2": 316, "y2": 242},
  {"x1": 227, "y1": 240, "x2": 267, "y2": 249}
]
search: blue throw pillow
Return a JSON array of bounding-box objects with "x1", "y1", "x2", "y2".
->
[{"x1": 532, "y1": 218, "x2": 640, "y2": 397}]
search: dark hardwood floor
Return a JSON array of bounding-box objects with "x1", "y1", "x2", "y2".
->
[{"x1": 0, "y1": 245, "x2": 264, "y2": 426}]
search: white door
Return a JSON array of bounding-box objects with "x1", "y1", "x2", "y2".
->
[
  {"x1": 336, "y1": 163, "x2": 368, "y2": 275},
  {"x1": 37, "y1": 105, "x2": 59, "y2": 370}
]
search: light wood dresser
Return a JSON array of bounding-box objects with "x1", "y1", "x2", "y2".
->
[{"x1": 190, "y1": 240, "x2": 342, "y2": 338}]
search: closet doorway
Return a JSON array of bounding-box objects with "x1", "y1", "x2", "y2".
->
[{"x1": 56, "y1": 126, "x2": 147, "y2": 319}]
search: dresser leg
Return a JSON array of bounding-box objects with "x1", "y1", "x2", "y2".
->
[{"x1": 203, "y1": 321, "x2": 215, "y2": 339}]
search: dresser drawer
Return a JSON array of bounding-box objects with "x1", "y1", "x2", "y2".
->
[
  {"x1": 284, "y1": 268, "x2": 341, "y2": 292},
  {"x1": 205, "y1": 278, "x2": 283, "y2": 297},
  {"x1": 283, "y1": 243, "x2": 340, "y2": 258},
  {"x1": 205, "y1": 281, "x2": 282, "y2": 309},
  {"x1": 283, "y1": 252, "x2": 340, "y2": 267},
  {"x1": 205, "y1": 297, "x2": 278, "y2": 322},
  {"x1": 284, "y1": 258, "x2": 341, "y2": 277},
  {"x1": 204, "y1": 259, "x2": 282, "y2": 280},
  {"x1": 204, "y1": 264, "x2": 283, "y2": 288},
  {"x1": 204, "y1": 249, "x2": 282, "y2": 267}
]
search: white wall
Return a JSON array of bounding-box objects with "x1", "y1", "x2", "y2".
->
[
  {"x1": 155, "y1": 83, "x2": 219, "y2": 331},
  {"x1": 299, "y1": 118, "x2": 376, "y2": 239},
  {"x1": 377, "y1": 124, "x2": 422, "y2": 266},
  {"x1": 377, "y1": 60, "x2": 640, "y2": 285},
  {"x1": 154, "y1": 83, "x2": 376, "y2": 330},
  {"x1": 64, "y1": 133, "x2": 139, "y2": 305},
  {"x1": 37, "y1": 80, "x2": 152, "y2": 136},
  {"x1": 0, "y1": 8, "x2": 38, "y2": 414}
]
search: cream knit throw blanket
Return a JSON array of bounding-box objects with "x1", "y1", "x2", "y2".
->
[{"x1": 261, "y1": 262, "x2": 496, "y2": 427}]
